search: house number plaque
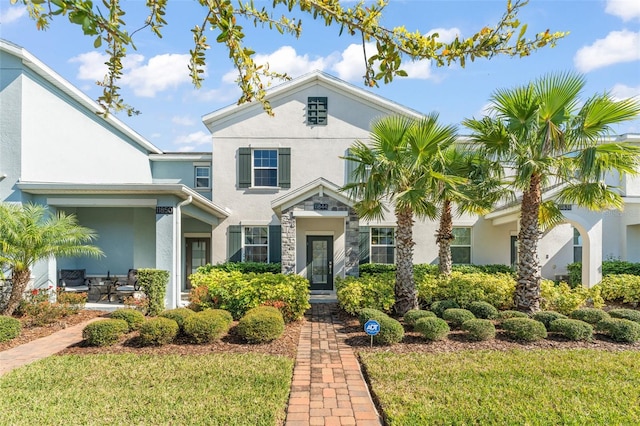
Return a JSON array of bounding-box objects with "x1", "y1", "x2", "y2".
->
[
  {"x1": 156, "y1": 206, "x2": 174, "y2": 215},
  {"x1": 313, "y1": 203, "x2": 328, "y2": 211}
]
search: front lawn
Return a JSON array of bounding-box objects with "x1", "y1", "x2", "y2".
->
[
  {"x1": 0, "y1": 353, "x2": 293, "y2": 425},
  {"x1": 360, "y1": 349, "x2": 640, "y2": 425}
]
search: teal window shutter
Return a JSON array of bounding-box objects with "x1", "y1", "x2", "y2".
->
[
  {"x1": 228, "y1": 225, "x2": 242, "y2": 262},
  {"x1": 359, "y1": 226, "x2": 370, "y2": 264},
  {"x1": 269, "y1": 225, "x2": 282, "y2": 263},
  {"x1": 238, "y1": 148, "x2": 251, "y2": 188},
  {"x1": 278, "y1": 148, "x2": 291, "y2": 189}
]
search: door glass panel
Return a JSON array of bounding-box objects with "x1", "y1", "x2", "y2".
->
[
  {"x1": 311, "y1": 240, "x2": 328, "y2": 284},
  {"x1": 191, "y1": 241, "x2": 207, "y2": 274}
]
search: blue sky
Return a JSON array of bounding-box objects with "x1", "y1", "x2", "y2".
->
[{"x1": 1, "y1": 0, "x2": 639, "y2": 152}]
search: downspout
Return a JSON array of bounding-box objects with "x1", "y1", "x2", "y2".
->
[{"x1": 174, "y1": 195, "x2": 193, "y2": 308}]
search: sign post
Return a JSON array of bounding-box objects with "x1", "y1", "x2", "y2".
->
[{"x1": 364, "y1": 319, "x2": 381, "y2": 348}]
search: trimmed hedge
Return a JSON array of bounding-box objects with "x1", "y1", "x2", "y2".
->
[
  {"x1": 568, "y1": 308, "x2": 611, "y2": 325},
  {"x1": 139, "y1": 317, "x2": 179, "y2": 346},
  {"x1": 237, "y1": 306, "x2": 285, "y2": 343},
  {"x1": 568, "y1": 260, "x2": 640, "y2": 286},
  {"x1": 430, "y1": 300, "x2": 460, "y2": 318},
  {"x1": 597, "y1": 274, "x2": 640, "y2": 304},
  {"x1": 82, "y1": 319, "x2": 129, "y2": 346},
  {"x1": 138, "y1": 269, "x2": 170, "y2": 316},
  {"x1": 442, "y1": 308, "x2": 476, "y2": 329},
  {"x1": 596, "y1": 318, "x2": 640, "y2": 343},
  {"x1": 159, "y1": 308, "x2": 195, "y2": 332},
  {"x1": 540, "y1": 281, "x2": 602, "y2": 315},
  {"x1": 336, "y1": 274, "x2": 395, "y2": 315},
  {"x1": 183, "y1": 309, "x2": 232, "y2": 343},
  {"x1": 608, "y1": 308, "x2": 640, "y2": 323},
  {"x1": 418, "y1": 272, "x2": 515, "y2": 310},
  {"x1": 531, "y1": 311, "x2": 568, "y2": 330},
  {"x1": 110, "y1": 308, "x2": 145, "y2": 331},
  {"x1": 549, "y1": 319, "x2": 593, "y2": 341},
  {"x1": 468, "y1": 301, "x2": 499, "y2": 319},
  {"x1": 415, "y1": 317, "x2": 450, "y2": 341},
  {"x1": 462, "y1": 319, "x2": 496, "y2": 341},
  {"x1": 501, "y1": 318, "x2": 547, "y2": 342},
  {"x1": 0, "y1": 316, "x2": 21, "y2": 343},
  {"x1": 358, "y1": 308, "x2": 389, "y2": 327},
  {"x1": 403, "y1": 309, "x2": 436, "y2": 327},
  {"x1": 496, "y1": 310, "x2": 529, "y2": 320},
  {"x1": 373, "y1": 316, "x2": 405, "y2": 345}
]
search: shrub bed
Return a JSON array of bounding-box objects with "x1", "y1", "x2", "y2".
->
[
  {"x1": 336, "y1": 274, "x2": 395, "y2": 315},
  {"x1": 596, "y1": 318, "x2": 640, "y2": 343},
  {"x1": 159, "y1": 308, "x2": 195, "y2": 332},
  {"x1": 82, "y1": 319, "x2": 129, "y2": 346},
  {"x1": 237, "y1": 306, "x2": 285, "y2": 343},
  {"x1": 467, "y1": 301, "x2": 499, "y2": 319},
  {"x1": 549, "y1": 319, "x2": 593, "y2": 341},
  {"x1": 531, "y1": 311, "x2": 567, "y2": 330},
  {"x1": 0, "y1": 316, "x2": 21, "y2": 343},
  {"x1": 540, "y1": 281, "x2": 602, "y2": 315},
  {"x1": 608, "y1": 308, "x2": 640, "y2": 323},
  {"x1": 597, "y1": 274, "x2": 640, "y2": 304},
  {"x1": 501, "y1": 318, "x2": 547, "y2": 342},
  {"x1": 110, "y1": 308, "x2": 145, "y2": 331},
  {"x1": 569, "y1": 308, "x2": 610, "y2": 325},
  {"x1": 442, "y1": 308, "x2": 475, "y2": 329},
  {"x1": 403, "y1": 309, "x2": 436, "y2": 327},
  {"x1": 183, "y1": 310, "x2": 232, "y2": 343},
  {"x1": 139, "y1": 317, "x2": 179, "y2": 346},
  {"x1": 414, "y1": 317, "x2": 450, "y2": 341},
  {"x1": 461, "y1": 319, "x2": 496, "y2": 341}
]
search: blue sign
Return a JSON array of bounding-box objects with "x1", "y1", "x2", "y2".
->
[{"x1": 364, "y1": 319, "x2": 381, "y2": 336}]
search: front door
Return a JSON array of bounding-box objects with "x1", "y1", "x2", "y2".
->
[
  {"x1": 185, "y1": 238, "x2": 211, "y2": 289},
  {"x1": 307, "y1": 236, "x2": 334, "y2": 291}
]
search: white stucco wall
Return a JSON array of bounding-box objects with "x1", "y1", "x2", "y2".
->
[{"x1": 20, "y1": 73, "x2": 153, "y2": 184}]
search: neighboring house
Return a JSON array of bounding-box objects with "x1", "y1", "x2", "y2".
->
[
  {"x1": 2, "y1": 40, "x2": 638, "y2": 304},
  {"x1": 0, "y1": 39, "x2": 228, "y2": 308}
]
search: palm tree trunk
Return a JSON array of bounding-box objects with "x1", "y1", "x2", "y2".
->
[
  {"x1": 515, "y1": 173, "x2": 542, "y2": 313},
  {"x1": 394, "y1": 207, "x2": 418, "y2": 315},
  {"x1": 437, "y1": 199, "x2": 454, "y2": 276},
  {"x1": 1, "y1": 269, "x2": 31, "y2": 316}
]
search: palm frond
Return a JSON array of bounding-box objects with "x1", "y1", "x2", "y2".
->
[{"x1": 556, "y1": 182, "x2": 625, "y2": 211}]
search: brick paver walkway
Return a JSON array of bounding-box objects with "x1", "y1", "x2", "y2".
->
[
  {"x1": 285, "y1": 303, "x2": 382, "y2": 426},
  {"x1": 0, "y1": 317, "x2": 103, "y2": 376}
]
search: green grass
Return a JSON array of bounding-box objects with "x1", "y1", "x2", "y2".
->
[
  {"x1": 360, "y1": 349, "x2": 640, "y2": 425},
  {"x1": 0, "y1": 353, "x2": 293, "y2": 425}
]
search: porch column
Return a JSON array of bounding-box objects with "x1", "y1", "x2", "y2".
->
[
  {"x1": 155, "y1": 203, "x2": 177, "y2": 308},
  {"x1": 345, "y1": 207, "x2": 359, "y2": 277},
  {"x1": 581, "y1": 219, "x2": 603, "y2": 288},
  {"x1": 280, "y1": 209, "x2": 296, "y2": 275}
]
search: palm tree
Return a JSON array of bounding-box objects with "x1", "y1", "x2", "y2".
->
[
  {"x1": 434, "y1": 148, "x2": 506, "y2": 275},
  {"x1": 0, "y1": 203, "x2": 104, "y2": 316},
  {"x1": 342, "y1": 114, "x2": 459, "y2": 315},
  {"x1": 464, "y1": 72, "x2": 640, "y2": 313}
]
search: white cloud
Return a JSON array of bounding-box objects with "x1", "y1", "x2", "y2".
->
[
  {"x1": 174, "y1": 131, "x2": 210, "y2": 146},
  {"x1": 426, "y1": 27, "x2": 462, "y2": 43},
  {"x1": 331, "y1": 43, "x2": 372, "y2": 81},
  {"x1": 574, "y1": 30, "x2": 640, "y2": 72},
  {"x1": 0, "y1": 5, "x2": 26, "y2": 24},
  {"x1": 171, "y1": 115, "x2": 195, "y2": 126},
  {"x1": 70, "y1": 52, "x2": 192, "y2": 97},
  {"x1": 605, "y1": 0, "x2": 640, "y2": 21},
  {"x1": 611, "y1": 83, "x2": 640, "y2": 100}
]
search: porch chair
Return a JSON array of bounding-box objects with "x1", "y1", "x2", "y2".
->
[
  {"x1": 114, "y1": 269, "x2": 139, "y2": 301},
  {"x1": 59, "y1": 269, "x2": 89, "y2": 292}
]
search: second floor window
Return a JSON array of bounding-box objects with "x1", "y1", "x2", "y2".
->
[
  {"x1": 244, "y1": 226, "x2": 268, "y2": 262},
  {"x1": 238, "y1": 147, "x2": 291, "y2": 189},
  {"x1": 371, "y1": 227, "x2": 395, "y2": 264},
  {"x1": 194, "y1": 166, "x2": 211, "y2": 188},
  {"x1": 253, "y1": 150, "x2": 278, "y2": 187}
]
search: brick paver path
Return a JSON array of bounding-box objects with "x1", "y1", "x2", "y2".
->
[
  {"x1": 286, "y1": 303, "x2": 382, "y2": 426},
  {"x1": 0, "y1": 317, "x2": 103, "y2": 376}
]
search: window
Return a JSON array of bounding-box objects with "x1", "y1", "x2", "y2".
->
[
  {"x1": 244, "y1": 226, "x2": 268, "y2": 263},
  {"x1": 307, "y1": 97, "x2": 328, "y2": 125},
  {"x1": 370, "y1": 227, "x2": 395, "y2": 264},
  {"x1": 194, "y1": 166, "x2": 211, "y2": 188},
  {"x1": 238, "y1": 148, "x2": 291, "y2": 189},
  {"x1": 451, "y1": 227, "x2": 471, "y2": 264},
  {"x1": 573, "y1": 227, "x2": 582, "y2": 263}
]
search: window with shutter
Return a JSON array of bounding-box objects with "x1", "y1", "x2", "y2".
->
[{"x1": 237, "y1": 147, "x2": 291, "y2": 189}]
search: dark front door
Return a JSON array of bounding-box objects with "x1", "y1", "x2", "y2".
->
[
  {"x1": 186, "y1": 238, "x2": 211, "y2": 290},
  {"x1": 307, "y1": 236, "x2": 334, "y2": 291}
]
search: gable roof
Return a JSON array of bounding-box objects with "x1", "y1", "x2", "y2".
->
[
  {"x1": 270, "y1": 177, "x2": 354, "y2": 216},
  {"x1": 202, "y1": 70, "x2": 425, "y2": 130},
  {"x1": 0, "y1": 39, "x2": 164, "y2": 155}
]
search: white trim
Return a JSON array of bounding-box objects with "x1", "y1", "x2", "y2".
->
[
  {"x1": 47, "y1": 198, "x2": 157, "y2": 207},
  {"x1": 184, "y1": 233, "x2": 212, "y2": 238},
  {"x1": 293, "y1": 211, "x2": 348, "y2": 218},
  {"x1": 305, "y1": 231, "x2": 335, "y2": 236},
  {"x1": 240, "y1": 220, "x2": 272, "y2": 226},
  {"x1": 150, "y1": 154, "x2": 212, "y2": 162}
]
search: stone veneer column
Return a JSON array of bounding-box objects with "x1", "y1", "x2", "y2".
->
[
  {"x1": 345, "y1": 207, "x2": 360, "y2": 277},
  {"x1": 280, "y1": 209, "x2": 296, "y2": 274}
]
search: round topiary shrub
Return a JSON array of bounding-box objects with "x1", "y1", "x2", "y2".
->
[
  {"x1": 139, "y1": 317, "x2": 179, "y2": 346},
  {"x1": 110, "y1": 308, "x2": 145, "y2": 331},
  {"x1": 442, "y1": 308, "x2": 476, "y2": 329},
  {"x1": 496, "y1": 310, "x2": 529, "y2": 321},
  {"x1": 462, "y1": 319, "x2": 496, "y2": 341},
  {"x1": 209, "y1": 308, "x2": 234, "y2": 326},
  {"x1": 237, "y1": 307, "x2": 285, "y2": 343},
  {"x1": 467, "y1": 301, "x2": 499, "y2": 319},
  {"x1": 532, "y1": 311, "x2": 568, "y2": 330},
  {"x1": 431, "y1": 300, "x2": 460, "y2": 318},
  {"x1": 569, "y1": 308, "x2": 610, "y2": 325},
  {"x1": 82, "y1": 319, "x2": 129, "y2": 346},
  {"x1": 596, "y1": 318, "x2": 640, "y2": 343},
  {"x1": 403, "y1": 309, "x2": 436, "y2": 327},
  {"x1": 372, "y1": 316, "x2": 405, "y2": 345},
  {"x1": 608, "y1": 308, "x2": 640, "y2": 324},
  {"x1": 358, "y1": 308, "x2": 388, "y2": 326},
  {"x1": 501, "y1": 318, "x2": 548, "y2": 342},
  {"x1": 549, "y1": 318, "x2": 593, "y2": 341},
  {"x1": 415, "y1": 317, "x2": 450, "y2": 341},
  {"x1": 184, "y1": 310, "x2": 232, "y2": 343},
  {"x1": 159, "y1": 308, "x2": 195, "y2": 332},
  {"x1": 0, "y1": 316, "x2": 21, "y2": 343}
]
